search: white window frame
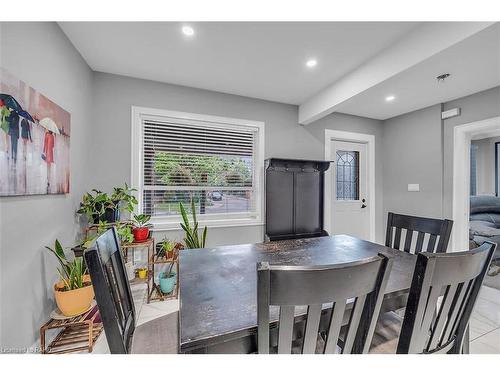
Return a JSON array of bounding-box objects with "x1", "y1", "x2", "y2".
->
[{"x1": 131, "y1": 106, "x2": 265, "y2": 231}]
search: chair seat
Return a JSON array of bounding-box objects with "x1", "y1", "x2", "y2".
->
[{"x1": 369, "y1": 311, "x2": 403, "y2": 354}]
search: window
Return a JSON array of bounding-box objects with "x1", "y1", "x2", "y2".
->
[
  {"x1": 336, "y1": 150, "x2": 359, "y2": 200},
  {"x1": 131, "y1": 107, "x2": 264, "y2": 229}
]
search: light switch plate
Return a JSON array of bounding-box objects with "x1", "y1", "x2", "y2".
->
[{"x1": 408, "y1": 184, "x2": 420, "y2": 192}]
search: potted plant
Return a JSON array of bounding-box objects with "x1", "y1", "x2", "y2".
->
[
  {"x1": 111, "y1": 183, "x2": 138, "y2": 214},
  {"x1": 137, "y1": 267, "x2": 148, "y2": 279},
  {"x1": 77, "y1": 184, "x2": 139, "y2": 224},
  {"x1": 179, "y1": 200, "x2": 207, "y2": 248},
  {"x1": 46, "y1": 240, "x2": 94, "y2": 317},
  {"x1": 158, "y1": 251, "x2": 178, "y2": 294},
  {"x1": 77, "y1": 189, "x2": 117, "y2": 224},
  {"x1": 157, "y1": 238, "x2": 176, "y2": 259},
  {"x1": 116, "y1": 222, "x2": 135, "y2": 244},
  {"x1": 132, "y1": 214, "x2": 152, "y2": 243}
]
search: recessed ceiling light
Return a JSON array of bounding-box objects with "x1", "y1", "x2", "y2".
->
[
  {"x1": 306, "y1": 59, "x2": 317, "y2": 68},
  {"x1": 182, "y1": 26, "x2": 195, "y2": 37},
  {"x1": 385, "y1": 95, "x2": 396, "y2": 102}
]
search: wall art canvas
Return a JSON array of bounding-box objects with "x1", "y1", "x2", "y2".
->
[{"x1": 0, "y1": 68, "x2": 70, "y2": 196}]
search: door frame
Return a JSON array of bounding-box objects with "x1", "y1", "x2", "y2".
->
[
  {"x1": 324, "y1": 129, "x2": 376, "y2": 242},
  {"x1": 452, "y1": 116, "x2": 500, "y2": 252}
]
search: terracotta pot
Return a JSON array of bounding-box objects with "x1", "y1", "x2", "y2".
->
[
  {"x1": 54, "y1": 275, "x2": 94, "y2": 317},
  {"x1": 133, "y1": 227, "x2": 150, "y2": 242}
]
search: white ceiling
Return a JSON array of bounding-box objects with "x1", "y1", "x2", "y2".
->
[
  {"x1": 59, "y1": 22, "x2": 418, "y2": 105},
  {"x1": 337, "y1": 23, "x2": 500, "y2": 120},
  {"x1": 59, "y1": 22, "x2": 499, "y2": 121}
]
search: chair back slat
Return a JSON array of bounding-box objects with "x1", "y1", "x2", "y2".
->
[
  {"x1": 342, "y1": 294, "x2": 367, "y2": 353},
  {"x1": 428, "y1": 284, "x2": 457, "y2": 350},
  {"x1": 396, "y1": 241, "x2": 496, "y2": 354},
  {"x1": 404, "y1": 230, "x2": 413, "y2": 252},
  {"x1": 324, "y1": 300, "x2": 346, "y2": 354},
  {"x1": 302, "y1": 304, "x2": 323, "y2": 353},
  {"x1": 257, "y1": 253, "x2": 393, "y2": 354},
  {"x1": 277, "y1": 306, "x2": 295, "y2": 354},
  {"x1": 415, "y1": 232, "x2": 425, "y2": 253},
  {"x1": 385, "y1": 212, "x2": 453, "y2": 254}
]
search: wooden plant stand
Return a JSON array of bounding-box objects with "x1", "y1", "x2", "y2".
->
[
  {"x1": 40, "y1": 305, "x2": 103, "y2": 354},
  {"x1": 149, "y1": 252, "x2": 180, "y2": 302},
  {"x1": 122, "y1": 238, "x2": 155, "y2": 303}
]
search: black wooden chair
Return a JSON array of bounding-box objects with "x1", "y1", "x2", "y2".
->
[
  {"x1": 385, "y1": 212, "x2": 453, "y2": 254},
  {"x1": 257, "y1": 253, "x2": 393, "y2": 354},
  {"x1": 84, "y1": 228, "x2": 136, "y2": 354},
  {"x1": 370, "y1": 241, "x2": 496, "y2": 354}
]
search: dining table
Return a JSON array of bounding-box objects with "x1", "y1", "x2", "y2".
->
[{"x1": 178, "y1": 234, "x2": 468, "y2": 354}]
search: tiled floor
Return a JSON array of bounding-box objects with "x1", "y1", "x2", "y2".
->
[{"x1": 470, "y1": 286, "x2": 500, "y2": 354}]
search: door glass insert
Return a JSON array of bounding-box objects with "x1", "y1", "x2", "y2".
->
[{"x1": 336, "y1": 150, "x2": 359, "y2": 200}]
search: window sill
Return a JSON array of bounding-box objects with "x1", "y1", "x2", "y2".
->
[{"x1": 151, "y1": 218, "x2": 264, "y2": 232}]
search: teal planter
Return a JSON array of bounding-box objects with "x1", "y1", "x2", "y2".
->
[{"x1": 159, "y1": 271, "x2": 176, "y2": 294}]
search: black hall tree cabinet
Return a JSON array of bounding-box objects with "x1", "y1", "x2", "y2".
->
[{"x1": 264, "y1": 158, "x2": 330, "y2": 241}]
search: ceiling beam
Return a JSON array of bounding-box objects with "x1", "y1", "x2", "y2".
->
[{"x1": 298, "y1": 22, "x2": 495, "y2": 125}]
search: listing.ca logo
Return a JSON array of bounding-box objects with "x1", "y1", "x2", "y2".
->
[{"x1": 0, "y1": 346, "x2": 42, "y2": 354}]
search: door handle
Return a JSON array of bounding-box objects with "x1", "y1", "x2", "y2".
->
[{"x1": 361, "y1": 198, "x2": 367, "y2": 208}]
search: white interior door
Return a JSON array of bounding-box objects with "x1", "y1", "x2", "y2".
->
[{"x1": 331, "y1": 140, "x2": 370, "y2": 240}]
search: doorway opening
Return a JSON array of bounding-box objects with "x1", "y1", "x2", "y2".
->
[{"x1": 452, "y1": 116, "x2": 500, "y2": 268}]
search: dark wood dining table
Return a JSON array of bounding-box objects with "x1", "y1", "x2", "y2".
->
[{"x1": 178, "y1": 235, "x2": 418, "y2": 354}]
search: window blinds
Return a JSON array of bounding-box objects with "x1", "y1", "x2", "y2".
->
[{"x1": 141, "y1": 117, "x2": 258, "y2": 218}]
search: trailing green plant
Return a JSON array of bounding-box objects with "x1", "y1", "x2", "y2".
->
[
  {"x1": 46, "y1": 240, "x2": 89, "y2": 291},
  {"x1": 77, "y1": 184, "x2": 139, "y2": 222},
  {"x1": 179, "y1": 200, "x2": 207, "y2": 249},
  {"x1": 116, "y1": 222, "x2": 134, "y2": 244},
  {"x1": 133, "y1": 213, "x2": 151, "y2": 228},
  {"x1": 82, "y1": 220, "x2": 108, "y2": 249},
  {"x1": 111, "y1": 183, "x2": 138, "y2": 213},
  {"x1": 77, "y1": 189, "x2": 115, "y2": 221}
]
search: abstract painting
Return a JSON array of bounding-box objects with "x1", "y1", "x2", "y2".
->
[{"x1": 0, "y1": 68, "x2": 70, "y2": 196}]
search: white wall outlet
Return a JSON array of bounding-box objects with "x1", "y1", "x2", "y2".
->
[{"x1": 408, "y1": 184, "x2": 420, "y2": 192}]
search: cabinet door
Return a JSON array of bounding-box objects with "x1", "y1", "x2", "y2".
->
[
  {"x1": 295, "y1": 171, "x2": 321, "y2": 234},
  {"x1": 266, "y1": 169, "x2": 294, "y2": 236}
]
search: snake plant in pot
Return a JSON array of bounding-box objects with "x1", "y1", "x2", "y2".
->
[
  {"x1": 46, "y1": 239, "x2": 94, "y2": 317},
  {"x1": 179, "y1": 200, "x2": 207, "y2": 248}
]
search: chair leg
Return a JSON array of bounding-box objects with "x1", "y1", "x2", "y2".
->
[{"x1": 462, "y1": 325, "x2": 470, "y2": 354}]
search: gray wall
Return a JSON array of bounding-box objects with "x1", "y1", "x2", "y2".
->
[
  {"x1": 381, "y1": 86, "x2": 500, "y2": 246},
  {"x1": 382, "y1": 105, "x2": 444, "y2": 219},
  {"x1": 91, "y1": 72, "x2": 384, "y2": 246},
  {"x1": 0, "y1": 23, "x2": 94, "y2": 350}
]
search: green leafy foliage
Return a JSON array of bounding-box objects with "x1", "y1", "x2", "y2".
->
[
  {"x1": 133, "y1": 214, "x2": 151, "y2": 228},
  {"x1": 46, "y1": 240, "x2": 88, "y2": 291},
  {"x1": 76, "y1": 189, "x2": 115, "y2": 221},
  {"x1": 179, "y1": 200, "x2": 207, "y2": 249},
  {"x1": 77, "y1": 183, "x2": 139, "y2": 221},
  {"x1": 154, "y1": 153, "x2": 251, "y2": 187},
  {"x1": 157, "y1": 238, "x2": 175, "y2": 258},
  {"x1": 116, "y1": 222, "x2": 134, "y2": 244},
  {"x1": 111, "y1": 183, "x2": 138, "y2": 213}
]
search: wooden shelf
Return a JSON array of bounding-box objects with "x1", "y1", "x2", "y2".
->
[{"x1": 40, "y1": 305, "x2": 103, "y2": 354}]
